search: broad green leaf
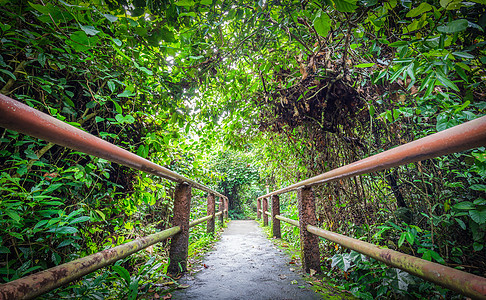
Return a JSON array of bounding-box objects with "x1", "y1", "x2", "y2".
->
[
  {"x1": 47, "y1": 226, "x2": 78, "y2": 234},
  {"x1": 115, "y1": 114, "x2": 135, "y2": 124},
  {"x1": 103, "y1": 14, "x2": 118, "y2": 22},
  {"x1": 117, "y1": 89, "x2": 136, "y2": 98},
  {"x1": 455, "y1": 218, "x2": 466, "y2": 230},
  {"x1": 405, "y1": 231, "x2": 414, "y2": 245},
  {"x1": 69, "y1": 216, "x2": 90, "y2": 224},
  {"x1": 80, "y1": 25, "x2": 99, "y2": 36},
  {"x1": 5, "y1": 210, "x2": 20, "y2": 222},
  {"x1": 452, "y1": 52, "x2": 474, "y2": 59},
  {"x1": 24, "y1": 148, "x2": 38, "y2": 159},
  {"x1": 112, "y1": 38, "x2": 122, "y2": 46},
  {"x1": 440, "y1": 0, "x2": 462, "y2": 10},
  {"x1": 354, "y1": 63, "x2": 375, "y2": 68},
  {"x1": 469, "y1": 209, "x2": 486, "y2": 224},
  {"x1": 436, "y1": 72, "x2": 459, "y2": 91},
  {"x1": 68, "y1": 31, "x2": 96, "y2": 51},
  {"x1": 0, "y1": 69, "x2": 16, "y2": 80},
  {"x1": 180, "y1": 12, "x2": 197, "y2": 17},
  {"x1": 473, "y1": 242, "x2": 484, "y2": 251},
  {"x1": 429, "y1": 250, "x2": 445, "y2": 264},
  {"x1": 174, "y1": 0, "x2": 195, "y2": 6},
  {"x1": 398, "y1": 232, "x2": 406, "y2": 247},
  {"x1": 112, "y1": 264, "x2": 131, "y2": 285},
  {"x1": 9, "y1": 231, "x2": 24, "y2": 240},
  {"x1": 200, "y1": 0, "x2": 212, "y2": 5},
  {"x1": 137, "y1": 66, "x2": 153, "y2": 76},
  {"x1": 406, "y1": 3, "x2": 432, "y2": 18},
  {"x1": 389, "y1": 41, "x2": 408, "y2": 47},
  {"x1": 328, "y1": 0, "x2": 358, "y2": 12},
  {"x1": 331, "y1": 253, "x2": 353, "y2": 271},
  {"x1": 107, "y1": 81, "x2": 116, "y2": 92},
  {"x1": 313, "y1": 10, "x2": 331, "y2": 37},
  {"x1": 470, "y1": 184, "x2": 486, "y2": 191},
  {"x1": 58, "y1": 239, "x2": 74, "y2": 247},
  {"x1": 137, "y1": 145, "x2": 148, "y2": 158},
  {"x1": 437, "y1": 19, "x2": 468, "y2": 34},
  {"x1": 454, "y1": 201, "x2": 475, "y2": 210}
]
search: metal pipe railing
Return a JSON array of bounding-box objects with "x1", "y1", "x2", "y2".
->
[
  {"x1": 306, "y1": 225, "x2": 486, "y2": 299},
  {"x1": 264, "y1": 211, "x2": 271, "y2": 216},
  {"x1": 190, "y1": 215, "x2": 213, "y2": 227},
  {"x1": 275, "y1": 215, "x2": 299, "y2": 227},
  {"x1": 215, "y1": 211, "x2": 223, "y2": 217},
  {"x1": 0, "y1": 94, "x2": 227, "y2": 199},
  {"x1": 258, "y1": 116, "x2": 486, "y2": 199},
  {"x1": 0, "y1": 226, "x2": 181, "y2": 300},
  {"x1": 258, "y1": 116, "x2": 486, "y2": 298}
]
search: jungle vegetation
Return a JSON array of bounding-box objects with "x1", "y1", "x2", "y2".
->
[{"x1": 0, "y1": 0, "x2": 485, "y2": 298}]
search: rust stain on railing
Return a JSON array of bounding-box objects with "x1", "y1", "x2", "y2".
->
[
  {"x1": 0, "y1": 94, "x2": 227, "y2": 199},
  {"x1": 306, "y1": 225, "x2": 486, "y2": 299},
  {"x1": 0, "y1": 227, "x2": 181, "y2": 300},
  {"x1": 275, "y1": 215, "x2": 300, "y2": 227},
  {"x1": 258, "y1": 116, "x2": 486, "y2": 199}
]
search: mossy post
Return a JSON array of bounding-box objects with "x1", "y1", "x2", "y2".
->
[
  {"x1": 297, "y1": 187, "x2": 320, "y2": 273},
  {"x1": 257, "y1": 198, "x2": 261, "y2": 220},
  {"x1": 168, "y1": 183, "x2": 191, "y2": 275},
  {"x1": 271, "y1": 194, "x2": 281, "y2": 238},
  {"x1": 207, "y1": 193, "x2": 215, "y2": 234},
  {"x1": 218, "y1": 196, "x2": 224, "y2": 225},
  {"x1": 262, "y1": 197, "x2": 268, "y2": 226}
]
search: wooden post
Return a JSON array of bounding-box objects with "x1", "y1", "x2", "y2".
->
[
  {"x1": 297, "y1": 187, "x2": 320, "y2": 273},
  {"x1": 218, "y1": 196, "x2": 224, "y2": 225},
  {"x1": 262, "y1": 197, "x2": 268, "y2": 226},
  {"x1": 272, "y1": 195, "x2": 281, "y2": 238},
  {"x1": 224, "y1": 197, "x2": 229, "y2": 218},
  {"x1": 168, "y1": 183, "x2": 191, "y2": 275},
  {"x1": 257, "y1": 198, "x2": 261, "y2": 220},
  {"x1": 207, "y1": 193, "x2": 215, "y2": 234}
]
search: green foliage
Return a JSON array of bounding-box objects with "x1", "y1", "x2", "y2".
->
[{"x1": 1, "y1": 0, "x2": 486, "y2": 298}]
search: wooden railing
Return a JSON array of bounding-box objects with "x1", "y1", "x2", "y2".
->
[
  {"x1": 257, "y1": 116, "x2": 486, "y2": 299},
  {"x1": 0, "y1": 94, "x2": 229, "y2": 299}
]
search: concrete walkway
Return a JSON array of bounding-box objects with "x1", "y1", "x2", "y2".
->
[{"x1": 172, "y1": 220, "x2": 321, "y2": 300}]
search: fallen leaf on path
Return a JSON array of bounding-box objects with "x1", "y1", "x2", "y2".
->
[
  {"x1": 162, "y1": 293, "x2": 171, "y2": 299},
  {"x1": 289, "y1": 268, "x2": 295, "y2": 271},
  {"x1": 177, "y1": 284, "x2": 190, "y2": 289},
  {"x1": 291, "y1": 280, "x2": 298, "y2": 285},
  {"x1": 289, "y1": 261, "x2": 296, "y2": 264},
  {"x1": 279, "y1": 274, "x2": 287, "y2": 280},
  {"x1": 309, "y1": 269, "x2": 316, "y2": 277},
  {"x1": 203, "y1": 264, "x2": 209, "y2": 268},
  {"x1": 154, "y1": 293, "x2": 160, "y2": 299}
]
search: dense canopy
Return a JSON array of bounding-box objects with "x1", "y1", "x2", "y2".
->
[{"x1": 0, "y1": 0, "x2": 485, "y2": 298}]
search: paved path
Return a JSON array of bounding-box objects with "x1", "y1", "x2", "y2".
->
[{"x1": 173, "y1": 220, "x2": 321, "y2": 300}]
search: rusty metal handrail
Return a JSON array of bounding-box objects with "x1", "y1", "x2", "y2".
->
[
  {"x1": 0, "y1": 94, "x2": 227, "y2": 199},
  {"x1": 258, "y1": 116, "x2": 486, "y2": 199},
  {"x1": 306, "y1": 225, "x2": 486, "y2": 299},
  {"x1": 0, "y1": 226, "x2": 181, "y2": 300},
  {"x1": 190, "y1": 215, "x2": 213, "y2": 227},
  {"x1": 275, "y1": 215, "x2": 299, "y2": 227}
]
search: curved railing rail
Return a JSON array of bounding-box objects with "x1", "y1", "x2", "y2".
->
[
  {"x1": 0, "y1": 94, "x2": 229, "y2": 299},
  {"x1": 256, "y1": 116, "x2": 486, "y2": 299}
]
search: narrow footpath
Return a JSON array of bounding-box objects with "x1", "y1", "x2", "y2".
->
[{"x1": 172, "y1": 220, "x2": 322, "y2": 300}]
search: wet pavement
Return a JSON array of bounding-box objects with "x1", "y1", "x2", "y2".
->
[{"x1": 172, "y1": 220, "x2": 321, "y2": 300}]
